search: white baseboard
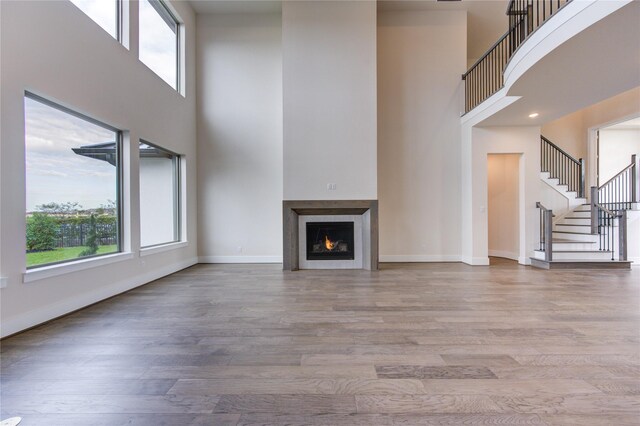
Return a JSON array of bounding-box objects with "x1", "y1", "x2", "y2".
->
[
  {"x1": 0, "y1": 257, "x2": 197, "y2": 338},
  {"x1": 198, "y1": 256, "x2": 283, "y2": 264},
  {"x1": 461, "y1": 256, "x2": 491, "y2": 266},
  {"x1": 518, "y1": 256, "x2": 532, "y2": 266},
  {"x1": 629, "y1": 257, "x2": 639, "y2": 267},
  {"x1": 379, "y1": 255, "x2": 461, "y2": 263},
  {"x1": 488, "y1": 250, "x2": 519, "y2": 261}
]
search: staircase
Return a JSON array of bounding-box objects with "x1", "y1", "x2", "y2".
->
[
  {"x1": 531, "y1": 203, "x2": 630, "y2": 269},
  {"x1": 532, "y1": 136, "x2": 636, "y2": 270}
]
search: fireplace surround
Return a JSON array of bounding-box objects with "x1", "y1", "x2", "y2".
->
[{"x1": 282, "y1": 200, "x2": 378, "y2": 270}]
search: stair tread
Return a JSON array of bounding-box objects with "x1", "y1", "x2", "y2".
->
[{"x1": 551, "y1": 239, "x2": 594, "y2": 243}]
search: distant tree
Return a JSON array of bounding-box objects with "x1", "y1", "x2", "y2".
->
[
  {"x1": 36, "y1": 202, "x2": 82, "y2": 217},
  {"x1": 26, "y1": 213, "x2": 57, "y2": 251},
  {"x1": 96, "y1": 200, "x2": 116, "y2": 216},
  {"x1": 79, "y1": 214, "x2": 99, "y2": 257}
]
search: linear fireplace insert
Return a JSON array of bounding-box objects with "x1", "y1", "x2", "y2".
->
[{"x1": 306, "y1": 221, "x2": 355, "y2": 260}]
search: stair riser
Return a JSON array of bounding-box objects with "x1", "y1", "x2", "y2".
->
[
  {"x1": 552, "y1": 243, "x2": 598, "y2": 251},
  {"x1": 552, "y1": 232, "x2": 598, "y2": 242},
  {"x1": 559, "y1": 218, "x2": 591, "y2": 226},
  {"x1": 569, "y1": 211, "x2": 591, "y2": 218},
  {"x1": 554, "y1": 224, "x2": 592, "y2": 233},
  {"x1": 530, "y1": 258, "x2": 631, "y2": 270},
  {"x1": 535, "y1": 251, "x2": 614, "y2": 261}
]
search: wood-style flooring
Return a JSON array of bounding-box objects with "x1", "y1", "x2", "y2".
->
[{"x1": 1, "y1": 259, "x2": 639, "y2": 425}]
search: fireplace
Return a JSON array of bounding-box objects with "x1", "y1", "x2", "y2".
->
[
  {"x1": 282, "y1": 200, "x2": 378, "y2": 270},
  {"x1": 306, "y1": 221, "x2": 355, "y2": 261}
]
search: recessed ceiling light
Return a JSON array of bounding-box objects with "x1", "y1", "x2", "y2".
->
[{"x1": 529, "y1": 113, "x2": 539, "y2": 118}]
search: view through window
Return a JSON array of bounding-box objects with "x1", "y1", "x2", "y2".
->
[
  {"x1": 139, "y1": 0, "x2": 179, "y2": 89},
  {"x1": 139, "y1": 141, "x2": 180, "y2": 247},
  {"x1": 24, "y1": 94, "x2": 120, "y2": 268},
  {"x1": 69, "y1": 0, "x2": 118, "y2": 39}
]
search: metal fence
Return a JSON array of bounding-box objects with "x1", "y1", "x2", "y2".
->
[{"x1": 56, "y1": 222, "x2": 117, "y2": 248}]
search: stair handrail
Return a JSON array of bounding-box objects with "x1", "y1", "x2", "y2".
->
[
  {"x1": 541, "y1": 135, "x2": 585, "y2": 198},
  {"x1": 540, "y1": 136, "x2": 581, "y2": 165},
  {"x1": 597, "y1": 154, "x2": 638, "y2": 212},
  {"x1": 590, "y1": 188, "x2": 628, "y2": 261},
  {"x1": 462, "y1": 0, "x2": 571, "y2": 114},
  {"x1": 536, "y1": 202, "x2": 553, "y2": 261}
]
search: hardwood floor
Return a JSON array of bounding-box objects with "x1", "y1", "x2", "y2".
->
[{"x1": 1, "y1": 259, "x2": 639, "y2": 425}]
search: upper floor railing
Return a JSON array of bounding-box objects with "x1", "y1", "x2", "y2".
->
[{"x1": 462, "y1": 0, "x2": 571, "y2": 114}]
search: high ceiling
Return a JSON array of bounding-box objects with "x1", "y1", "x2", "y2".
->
[
  {"x1": 188, "y1": 0, "x2": 510, "y2": 64},
  {"x1": 479, "y1": 1, "x2": 640, "y2": 127}
]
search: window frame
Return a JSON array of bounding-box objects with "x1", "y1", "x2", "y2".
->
[
  {"x1": 139, "y1": 0, "x2": 181, "y2": 91},
  {"x1": 24, "y1": 91, "x2": 124, "y2": 270},
  {"x1": 138, "y1": 139, "x2": 182, "y2": 249},
  {"x1": 69, "y1": 0, "x2": 122, "y2": 42}
]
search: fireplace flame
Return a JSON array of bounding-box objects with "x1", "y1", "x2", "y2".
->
[{"x1": 324, "y1": 235, "x2": 335, "y2": 251}]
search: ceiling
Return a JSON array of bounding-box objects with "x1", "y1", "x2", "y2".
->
[
  {"x1": 188, "y1": 0, "x2": 509, "y2": 64},
  {"x1": 479, "y1": 1, "x2": 640, "y2": 127}
]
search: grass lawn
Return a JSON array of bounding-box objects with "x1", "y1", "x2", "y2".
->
[{"x1": 27, "y1": 245, "x2": 118, "y2": 268}]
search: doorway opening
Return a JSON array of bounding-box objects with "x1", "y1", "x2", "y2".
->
[
  {"x1": 596, "y1": 116, "x2": 640, "y2": 186},
  {"x1": 588, "y1": 115, "x2": 640, "y2": 193},
  {"x1": 487, "y1": 154, "x2": 521, "y2": 263}
]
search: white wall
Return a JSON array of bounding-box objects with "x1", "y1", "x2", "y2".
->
[
  {"x1": 377, "y1": 10, "x2": 466, "y2": 262},
  {"x1": 487, "y1": 154, "x2": 520, "y2": 261},
  {"x1": 0, "y1": 0, "x2": 197, "y2": 337},
  {"x1": 539, "y1": 180, "x2": 571, "y2": 219},
  {"x1": 599, "y1": 128, "x2": 640, "y2": 183},
  {"x1": 282, "y1": 1, "x2": 377, "y2": 201},
  {"x1": 542, "y1": 86, "x2": 640, "y2": 189},
  {"x1": 462, "y1": 125, "x2": 541, "y2": 265},
  {"x1": 196, "y1": 13, "x2": 283, "y2": 263},
  {"x1": 541, "y1": 111, "x2": 586, "y2": 160}
]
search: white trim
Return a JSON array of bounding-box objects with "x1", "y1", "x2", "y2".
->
[
  {"x1": 23, "y1": 252, "x2": 135, "y2": 284},
  {"x1": 379, "y1": 255, "x2": 461, "y2": 263},
  {"x1": 461, "y1": 256, "x2": 491, "y2": 266},
  {"x1": 299, "y1": 215, "x2": 364, "y2": 270},
  {"x1": 488, "y1": 250, "x2": 519, "y2": 261},
  {"x1": 4, "y1": 257, "x2": 197, "y2": 338},
  {"x1": 140, "y1": 241, "x2": 188, "y2": 257},
  {"x1": 518, "y1": 256, "x2": 531, "y2": 266},
  {"x1": 630, "y1": 258, "x2": 639, "y2": 267},
  {"x1": 198, "y1": 256, "x2": 283, "y2": 264}
]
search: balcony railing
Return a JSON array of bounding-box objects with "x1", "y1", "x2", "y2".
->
[{"x1": 462, "y1": 0, "x2": 571, "y2": 114}]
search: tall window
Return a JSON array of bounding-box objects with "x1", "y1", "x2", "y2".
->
[
  {"x1": 69, "y1": 0, "x2": 119, "y2": 40},
  {"x1": 139, "y1": 141, "x2": 180, "y2": 247},
  {"x1": 24, "y1": 94, "x2": 121, "y2": 268},
  {"x1": 139, "y1": 0, "x2": 179, "y2": 90}
]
